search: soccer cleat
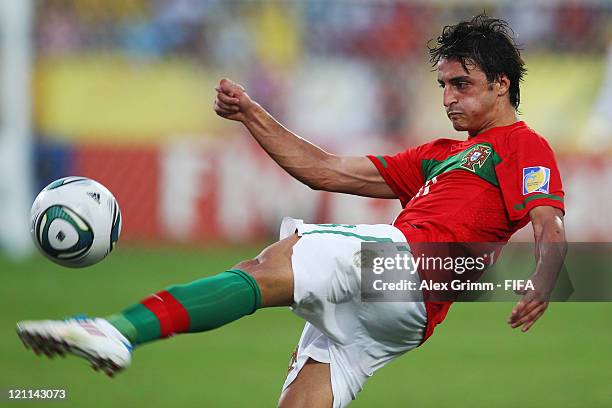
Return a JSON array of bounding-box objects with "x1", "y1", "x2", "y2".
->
[{"x1": 16, "y1": 317, "x2": 132, "y2": 377}]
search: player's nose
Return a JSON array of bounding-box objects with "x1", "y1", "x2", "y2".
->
[{"x1": 443, "y1": 86, "x2": 457, "y2": 108}]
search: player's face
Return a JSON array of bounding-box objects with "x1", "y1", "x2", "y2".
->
[{"x1": 437, "y1": 58, "x2": 498, "y2": 135}]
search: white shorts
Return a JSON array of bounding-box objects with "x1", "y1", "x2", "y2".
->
[{"x1": 279, "y1": 217, "x2": 427, "y2": 408}]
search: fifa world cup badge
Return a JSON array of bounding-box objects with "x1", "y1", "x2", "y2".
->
[{"x1": 522, "y1": 166, "x2": 551, "y2": 195}]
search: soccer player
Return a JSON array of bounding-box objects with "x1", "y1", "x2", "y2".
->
[{"x1": 17, "y1": 14, "x2": 566, "y2": 408}]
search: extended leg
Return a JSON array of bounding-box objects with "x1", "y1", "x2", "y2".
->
[{"x1": 17, "y1": 234, "x2": 299, "y2": 375}]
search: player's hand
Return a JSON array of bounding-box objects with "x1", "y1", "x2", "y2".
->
[
  {"x1": 507, "y1": 277, "x2": 550, "y2": 332},
  {"x1": 213, "y1": 78, "x2": 257, "y2": 122}
]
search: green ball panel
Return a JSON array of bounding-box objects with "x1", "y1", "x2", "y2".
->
[
  {"x1": 44, "y1": 177, "x2": 88, "y2": 191},
  {"x1": 37, "y1": 205, "x2": 94, "y2": 260},
  {"x1": 109, "y1": 200, "x2": 121, "y2": 253}
]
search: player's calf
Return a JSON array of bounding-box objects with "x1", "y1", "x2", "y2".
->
[{"x1": 102, "y1": 234, "x2": 298, "y2": 345}]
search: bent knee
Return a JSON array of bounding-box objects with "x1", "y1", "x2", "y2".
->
[
  {"x1": 232, "y1": 258, "x2": 260, "y2": 272},
  {"x1": 230, "y1": 260, "x2": 292, "y2": 307},
  {"x1": 233, "y1": 236, "x2": 298, "y2": 307},
  {"x1": 240, "y1": 259, "x2": 294, "y2": 308}
]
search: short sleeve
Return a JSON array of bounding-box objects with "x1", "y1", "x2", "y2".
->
[
  {"x1": 496, "y1": 131, "x2": 565, "y2": 223},
  {"x1": 367, "y1": 147, "x2": 425, "y2": 207}
]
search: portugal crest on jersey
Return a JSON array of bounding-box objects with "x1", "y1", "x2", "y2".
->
[{"x1": 460, "y1": 145, "x2": 492, "y2": 172}]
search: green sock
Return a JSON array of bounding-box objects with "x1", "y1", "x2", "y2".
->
[{"x1": 105, "y1": 270, "x2": 261, "y2": 346}]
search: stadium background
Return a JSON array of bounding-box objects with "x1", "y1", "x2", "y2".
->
[{"x1": 1, "y1": 1, "x2": 611, "y2": 407}]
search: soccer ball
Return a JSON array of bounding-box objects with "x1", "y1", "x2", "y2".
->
[{"x1": 30, "y1": 176, "x2": 122, "y2": 268}]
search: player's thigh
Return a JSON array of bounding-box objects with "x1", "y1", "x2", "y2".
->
[
  {"x1": 233, "y1": 233, "x2": 299, "y2": 308},
  {"x1": 278, "y1": 358, "x2": 333, "y2": 408}
]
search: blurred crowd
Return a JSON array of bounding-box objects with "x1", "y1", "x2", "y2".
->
[
  {"x1": 33, "y1": 0, "x2": 612, "y2": 147},
  {"x1": 35, "y1": 0, "x2": 612, "y2": 59}
]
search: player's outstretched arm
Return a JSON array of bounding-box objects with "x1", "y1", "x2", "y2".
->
[
  {"x1": 507, "y1": 206, "x2": 567, "y2": 332},
  {"x1": 213, "y1": 78, "x2": 395, "y2": 199}
]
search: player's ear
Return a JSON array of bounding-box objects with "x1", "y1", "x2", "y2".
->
[{"x1": 496, "y1": 74, "x2": 510, "y2": 97}]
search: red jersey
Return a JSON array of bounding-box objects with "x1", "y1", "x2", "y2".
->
[{"x1": 367, "y1": 121, "x2": 565, "y2": 341}]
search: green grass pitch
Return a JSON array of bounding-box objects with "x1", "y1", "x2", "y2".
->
[{"x1": 1, "y1": 245, "x2": 610, "y2": 407}]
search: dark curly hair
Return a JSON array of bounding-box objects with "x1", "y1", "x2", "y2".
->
[{"x1": 428, "y1": 13, "x2": 527, "y2": 110}]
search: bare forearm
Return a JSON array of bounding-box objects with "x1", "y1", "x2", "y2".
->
[
  {"x1": 532, "y1": 217, "x2": 567, "y2": 295},
  {"x1": 241, "y1": 103, "x2": 335, "y2": 190},
  {"x1": 508, "y1": 206, "x2": 566, "y2": 331}
]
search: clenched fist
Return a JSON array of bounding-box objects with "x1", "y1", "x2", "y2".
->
[{"x1": 214, "y1": 78, "x2": 258, "y2": 122}]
